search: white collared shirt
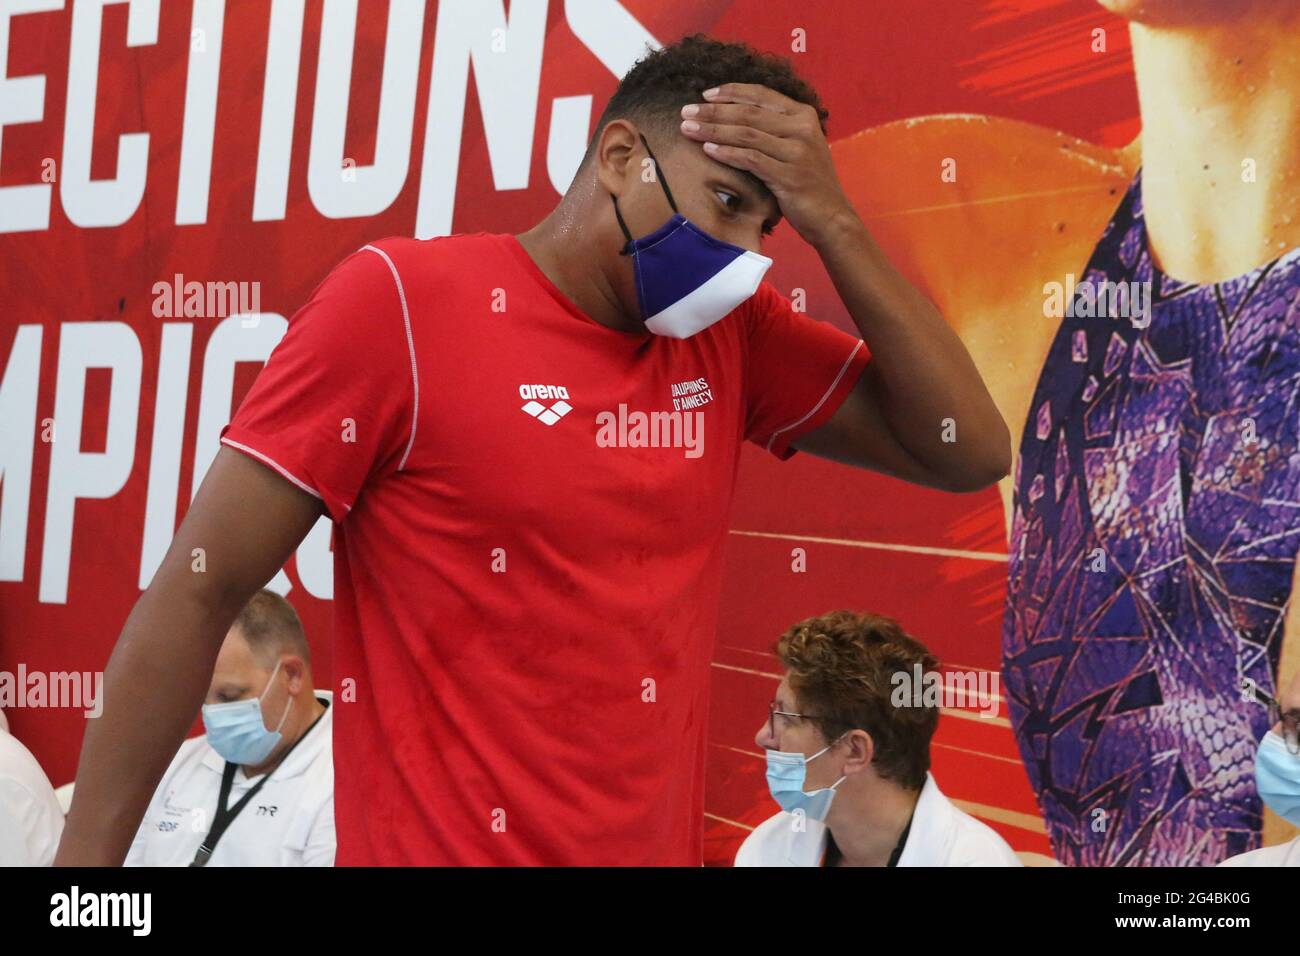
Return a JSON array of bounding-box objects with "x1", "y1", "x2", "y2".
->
[
  {"x1": 734, "y1": 771, "x2": 1022, "y2": 867},
  {"x1": 1218, "y1": 836, "x2": 1300, "y2": 867},
  {"x1": 124, "y1": 692, "x2": 334, "y2": 867},
  {"x1": 0, "y1": 726, "x2": 65, "y2": 866}
]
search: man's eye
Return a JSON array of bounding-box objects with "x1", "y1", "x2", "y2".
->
[{"x1": 715, "y1": 190, "x2": 740, "y2": 211}]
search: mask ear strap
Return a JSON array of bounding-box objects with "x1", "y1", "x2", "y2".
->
[
  {"x1": 272, "y1": 694, "x2": 292, "y2": 734},
  {"x1": 611, "y1": 133, "x2": 677, "y2": 256},
  {"x1": 610, "y1": 194, "x2": 634, "y2": 251},
  {"x1": 259, "y1": 657, "x2": 284, "y2": 702},
  {"x1": 639, "y1": 133, "x2": 679, "y2": 214}
]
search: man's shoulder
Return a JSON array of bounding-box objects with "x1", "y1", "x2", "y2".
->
[
  {"x1": 945, "y1": 805, "x2": 1023, "y2": 866},
  {"x1": 735, "y1": 810, "x2": 828, "y2": 866},
  {"x1": 164, "y1": 733, "x2": 217, "y2": 778},
  {"x1": 132, "y1": 734, "x2": 214, "y2": 818},
  {"x1": 290, "y1": 233, "x2": 513, "y2": 340},
  {"x1": 287, "y1": 695, "x2": 336, "y2": 786},
  {"x1": 357, "y1": 232, "x2": 513, "y2": 278},
  {"x1": 735, "y1": 811, "x2": 792, "y2": 865},
  {"x1": 0, "y1": 733, "x2": 59, "y2": 799}
]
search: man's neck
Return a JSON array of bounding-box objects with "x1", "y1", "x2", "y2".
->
[
  {"x1": 825, "y1": 779, "x2": 921, "y2": 867},
  {"x1": 1131, "y1": 12, "x2": 1300, "y2": 283},
  {"x1": 514, "y1": 187, "x2": 646, "y2": 336},
  {"x1": 242, "y1": 694, "x2": 325, "y2": 779}
]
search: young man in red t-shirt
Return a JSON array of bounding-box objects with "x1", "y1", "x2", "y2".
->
[{"x1": 58, "y1": 35, "x2": 1008, "y2": 865}]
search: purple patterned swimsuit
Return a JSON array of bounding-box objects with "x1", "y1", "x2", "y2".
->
[{"x1": 1003, "y1": 171, "x2": 1300, "y2": 866}]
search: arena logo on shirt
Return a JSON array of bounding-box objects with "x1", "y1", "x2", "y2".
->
[
  {"x1": 519, "y1": 384, "x2": 573, "y2": 426},
  {"x1": 595, "y1": 405, "x2": 705, "y2": 459}
]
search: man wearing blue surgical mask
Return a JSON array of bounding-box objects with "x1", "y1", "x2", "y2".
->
[
  {"x1": 1221, "y1": 671, "x2": 1300, "y2": 867},
  {"x1": 736, "y1": 611, "x2": 1020, "y2": 867},
  {"x1": 123, "y1": 590, "x2": 333, "y2": 867}
]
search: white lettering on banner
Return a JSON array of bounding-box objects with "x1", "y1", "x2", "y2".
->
[
  {"x1": 308, "y1": 0, "x2": 424, "y2": 219},
  {"x1": 41, "y1": 323, "x2": 143, "y2": 604},
  {"x1": 0, "y1": 326, "x2": 42, "y2": 581},
  {"x1": 138, "y1": 324, "x2": 193, "y2": 589},
  {"x1": 137, "y1": 325, "x2": 189, "y2": 587},
  {"x1": 60, "y1": 0, "x2": 159, "y2": 228},
  {"x1": 415, "y1": 0, "x2": 548, "y2": 239},
  {"x1": 0, "y1": 0, "x2": 660, "y2": 234},
  {"x1": 252, "y1": 0, "x2": 306, "y2": 221},
  {"x1": 0, "y1": 0, "x2": 64, "y2": 233},
  {"x1": 0, "y1": 317, "x2": 335, "y2": 603},
  {"x1": 174, "y1": 0, "x2": 225, "y2": 225}
]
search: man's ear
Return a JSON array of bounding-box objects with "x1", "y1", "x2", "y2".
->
[
  {"x1": 281, "y1": 655, "x2": 309, "y2": 694},
  {"x1": 594, "y1": 119, "x2": 643, "y2": 198}
]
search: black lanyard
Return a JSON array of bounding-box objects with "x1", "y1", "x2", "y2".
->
[
  {"x1": 189, "y1": 702, "x2": 327, "y2": 867},
  {"x1": 886, "y1": 813, "x2": 915, "y2": 867}
]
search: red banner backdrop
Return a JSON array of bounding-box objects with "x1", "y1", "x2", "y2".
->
[{"x1": 0, "y1": 0, "x2": 1140, "y2": 865}]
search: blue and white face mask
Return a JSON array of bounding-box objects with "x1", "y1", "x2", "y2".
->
[
  {"x1": 611, "y1": 134, "x2": 773, "y2": 339},
  {"x1": 201, "y1": 658, "x2": 292, "y2": 766},
  {"x1": 765, "y1": 736, "x2": 848, "y2": 822}
]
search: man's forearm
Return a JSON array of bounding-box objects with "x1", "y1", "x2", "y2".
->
[
  {"x1": 813, "y1": 208, "x2": 1012, "y2": 487},
  {"x1": 54, "y1": 575, "x2": 238, "y2": 865}
]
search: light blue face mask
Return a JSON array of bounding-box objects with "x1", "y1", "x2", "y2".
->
[
  {"x1": 201, "y1": 658, "x2": 292, "y2": 766},
  {"x1": 765, "y1": 736, "x2": 847, "y2": 822},
  {"x1": 1255, "y1": 730, "x2": 1300, "y2": 827}
]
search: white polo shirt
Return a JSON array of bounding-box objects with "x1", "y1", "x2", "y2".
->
[
  {"x1": 124, "y1": 692, "x2": 334, "y2": 867},
  {"x1": 735, "y1": 771, "x2": 1022, "y2": 867},
  {"x1": 0, "y1": 722, "x2": 65, "y2": 866},
  {"x1": 1219, "y1": 836, "x2": 1300, "y2": 867}
]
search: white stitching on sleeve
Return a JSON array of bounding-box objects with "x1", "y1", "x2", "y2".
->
[
  {"x1": 221, "y1": 436, "x2": 323, "y2": 499},
  {"x1": 765, "y1": 340, "x2": 865, "y2": 454},
  {"x1": 362, "y1": 244, "x2": 420, "y2": 471}
]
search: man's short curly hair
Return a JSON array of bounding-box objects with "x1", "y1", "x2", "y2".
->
[
  {"x1": 583, "y1": 33, "x2": 829, "y2": 165},
  {"x1": 776, "y1": 610, "x2": 940, "y2": 791}
]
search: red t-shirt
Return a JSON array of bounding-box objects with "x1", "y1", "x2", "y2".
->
[{"x1": 221, "y1": 233, "x2": 870, "y2": 865}]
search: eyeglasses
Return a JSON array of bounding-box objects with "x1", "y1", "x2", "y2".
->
[
  {"x1": 769, "y1": 699, "x2": 819, "y2": 740},
  {"x1": 1244, "y1": 682, "x2": 1300, "y2": 755}
]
